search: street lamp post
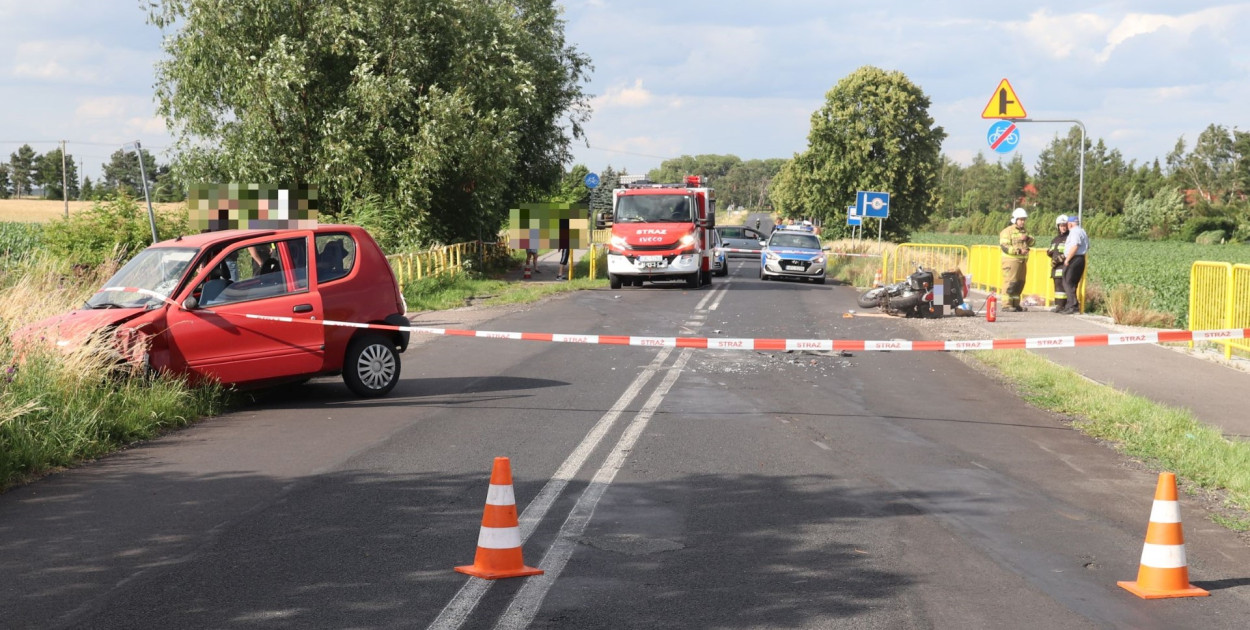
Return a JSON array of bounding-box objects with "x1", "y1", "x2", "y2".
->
[
  {"x1": 1012, "y1": 119, "x2": 1086, "y2": 224},
  {"x1": 123, "y1": 141, "x2": 159, "y2": 244}
]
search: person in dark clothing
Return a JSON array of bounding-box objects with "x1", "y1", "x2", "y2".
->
[
  {"x1": 1061, "y1": 216, "x2": 1090, "y2": 314},
  {"x1": 1047, "y1": 215, "x2": 1070, "y2": 312}
]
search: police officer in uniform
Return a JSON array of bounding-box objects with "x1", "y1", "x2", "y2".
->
[
  {"x1": 1061, "y1": 215, "x2": 1090, "y2": 314},
  {"x1": 1047, "y1": 215, "x2": 1070, "y2": 312},
  {"x1": 998, "y1": 207, "x2": 1035, "y2": 312}
]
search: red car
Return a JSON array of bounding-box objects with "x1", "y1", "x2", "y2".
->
[{"x1": 24, "y1": 225, "x2": 411, "y2": 397}]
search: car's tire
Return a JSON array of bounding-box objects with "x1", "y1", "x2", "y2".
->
[
  {"x1": 814, "y1": 277, "x2": 826, "y2": 285},
  {"x1": 857, "y1": 288, "x2": 885, "y2": 308},
  {"x1": 686, "y1": 272, "x2": 700, "y2": 289},
  {"x1": 888, "y1": 292, "x2": 921, "y2": 311},
  {"x1": 343, "y1": 333, "x2": 400, "y2": 397},
  {"x1": 759, "y1": 267, "x2": 768, "y2": 280},
  {"x1": 609, "y1": 274, "x2": 622, "y2": 290},
  {"x1": 701, "y1": 269, "x2": 712, "y2": 285}
]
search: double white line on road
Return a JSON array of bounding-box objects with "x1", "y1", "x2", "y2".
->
[
  {"x1": 430, "y1": 270, "x2": 730, "y2": 629},
  {"x1": 430, "y1": 345, "x2": 689, "y2": 629}
]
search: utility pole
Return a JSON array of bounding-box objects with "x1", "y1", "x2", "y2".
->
[
  {"x1": 123, "y1": 141, "x2": 159, "y2": 243},
  {"x1": 1012, "y1": 119, "x2": 1086, "y2": 224},
  {"x1": 61, "y1": 140, "x2": 68, "y2": 218}
]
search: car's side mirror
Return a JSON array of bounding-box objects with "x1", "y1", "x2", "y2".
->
[
  {"x1": 181, "y1": 295, "x2": 200, "y2": 310},
  {"x1": 759, "y1": 240, "x2": 767, "y2": 247},
  {"x1": 823, "y1": 246, "x2": 831, "y2": 251}
]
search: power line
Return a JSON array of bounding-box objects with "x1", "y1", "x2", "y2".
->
[{"x1": 0, "y1": 140, "x2": 167, "y2": 149}]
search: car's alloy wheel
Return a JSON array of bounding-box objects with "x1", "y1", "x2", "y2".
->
[{"x1": 344, "y1": 334, "x2": 400, "y2": 397}]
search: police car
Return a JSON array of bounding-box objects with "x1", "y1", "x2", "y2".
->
[{"x1": 759, "y1": 228, "x2": 828, "y2": 284}]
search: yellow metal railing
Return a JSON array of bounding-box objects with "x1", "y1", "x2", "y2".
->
[
  {"x1": 387, "y1": 240, "x2": 509, "y2": 290},
  {"x1": 967, "y1": 245, "x2": 1085, "y2": 310},
  {"x1": 591, "y1": 229, "x2": 612, "y2": 245},
  {"x1": 1189, "y1": 262, "x2": 1250, "y2": 359},
  {"x1": 887, "y1": 243, "x2": 970, "y2": 283},
  {"x1": 1234, "y1": 264, "x2": 1250, "y2": 358}
]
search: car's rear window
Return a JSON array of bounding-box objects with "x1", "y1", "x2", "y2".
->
[
  {"x1": 315, "y1": 234, "x2": 356, "y2": 283},
  {"x1": 719, "y1": 227, "x2": 744, "y2": 238},
  {"x1": 770, "y1": 234, "x2": 820, "y2": 249}
]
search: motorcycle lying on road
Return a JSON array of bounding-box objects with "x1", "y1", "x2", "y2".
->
[{"x1": 857, "y1": 266, "x2": 938, "y2": 316}]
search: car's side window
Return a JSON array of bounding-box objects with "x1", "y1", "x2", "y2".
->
[
  {"x1": 315, "y1": 234, "x2": 356, "y2": 283},
  {"x1": 201, "y1": 237, "x2": 306, "y2": 306},
  {"x1": 720, "y1": 228, "x2": 743, "y2": 239},
  {"x1": 746, "y1": 229, "x2": 761, "y2": 240}
]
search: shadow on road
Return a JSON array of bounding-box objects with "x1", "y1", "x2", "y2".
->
[{"x1": 0, "y1": 463, "x2": 991, "y2": 628}]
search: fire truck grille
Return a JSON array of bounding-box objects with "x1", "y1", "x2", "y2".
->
[{"x1": 630, "y1": 243, "x2": 678, "y2": 251}]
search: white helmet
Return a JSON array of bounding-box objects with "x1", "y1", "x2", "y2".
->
[
  {"x1": 802, "y1": 220, "x2": 812, "y2": 226},
  {"x1": 1056, "y1": 214, "x2": 1068, "y2": 225},
  {"x1": 1012, "y1": 208, "x2": 1028, "y2": 220}
]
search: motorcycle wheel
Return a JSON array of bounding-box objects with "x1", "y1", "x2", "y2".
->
[
  {"x1": 857, "y1": 288, "x2": 885, "y2": 308},
  {"x1": 888, "y1": 292, "x2": 921, "y2": 311}
]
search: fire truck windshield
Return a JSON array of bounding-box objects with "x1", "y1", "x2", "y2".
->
[{"x1": 616, "y1": 195, "x2": 692, "y2": 223}]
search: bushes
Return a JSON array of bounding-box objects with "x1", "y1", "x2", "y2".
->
[
  {"x1": 41, "y1": 193, "x2": 189, "y2": 267},
  {"x1": 1180, "y1": 216, "x2": 1238, "y2": 244},
  {"x1": 0, "y1": 222, "x2": 43, "y2": 268}
]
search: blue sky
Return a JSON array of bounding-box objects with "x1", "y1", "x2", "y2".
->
[{"x1": 3, "y1": 1, "x2": 1248, "y2": 183}]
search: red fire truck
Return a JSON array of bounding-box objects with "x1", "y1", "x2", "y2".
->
[{"x1": 606, "y1": 175, "x2": 716, "y2": 289}]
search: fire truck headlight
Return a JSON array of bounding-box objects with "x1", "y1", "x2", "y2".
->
[{"x1": 679, "y1": 234, "x2": 696, "y2": 248}]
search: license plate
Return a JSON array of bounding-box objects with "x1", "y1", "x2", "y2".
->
[
  {"x1": 639, "y1": 255, "x2": 663, "y2": 262},
  {"x1": 642, "y1": 262, "x2": 663, "y2": 268},
  {"x1": 785, "y1": 265, "x2": 805, "y2": 272}
]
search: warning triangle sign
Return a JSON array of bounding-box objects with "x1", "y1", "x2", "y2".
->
[{"x1": 981, "y1": 79, "x2": 1027, "y2": 119}]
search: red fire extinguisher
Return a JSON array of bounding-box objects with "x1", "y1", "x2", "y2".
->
[{"x1": 986, "y1": 292, "x2": 997, "y2": 322}]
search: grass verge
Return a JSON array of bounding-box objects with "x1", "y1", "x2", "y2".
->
[
  {"x1": 402, "y1": 249, "x2": 608, "y2": 312},
  {"x1": 968, "y1": 348, "x2": 1250, "y2": 530},
  {"x1": 0, "y1": 254, "x2": 225, "y2": 491}
]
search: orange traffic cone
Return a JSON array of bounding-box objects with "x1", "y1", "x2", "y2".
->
[
  {"x1": 873, "y1": 270, "x2": 883, "y2": 287},
  {"x1": 1118, "y1": 472, "x2": 1209, "y2": 599},
  {"x1": 455, "y1": 457, "x2": 543, "y2": 580},
  {"x1": 523, "y1": 263, "x2": 532, "y2": 279}
]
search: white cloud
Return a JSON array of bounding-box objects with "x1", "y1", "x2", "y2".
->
[
  {"x1": 1008, "y1": 9, "x2": 1108, "y2": 60},
  {"x1": 592, "y1": 79, "x2": 656, "y2": 109}
]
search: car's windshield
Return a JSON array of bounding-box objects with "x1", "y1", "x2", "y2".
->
[
  {"x1": 86, "y1": 247, "x2": 199, "y2": 309},
  {"x1": 616, "y1": 195, "x2": 693, "y2": 223},
  {"x1": 769, "y1": 234, "x2": 821, "y2": 249}
]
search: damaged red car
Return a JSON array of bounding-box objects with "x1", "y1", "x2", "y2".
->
[{"x1": 23, "y1": 225, "x2": 411, "y2": 397}]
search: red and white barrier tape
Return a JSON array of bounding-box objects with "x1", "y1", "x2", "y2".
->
[
  {"x1": 719, "y1": 248, "x2": 882, "y2": 258},
  {"x1": 240, "y1": 313, "x2": 1248, "y2": 352},
  {"x1": 99, "y1": 286, "x2": 1248, "y2": 353}
]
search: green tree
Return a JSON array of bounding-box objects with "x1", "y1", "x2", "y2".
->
[
  {"x1": 589, "y1": 165, "x2": 620, "y2": 220},
  {"x1": 80, "y1": 176, "x2": 95, "y2": 201},
  {"x1": 647, "y1": 154, "x2": 741, "y2": 186},
  {"x1": 101, "y1": 148, "x2": 159, "y2": 198},
  {"x1": 148, "y1": 0, "x2": 591, "y2": 248},
  {"x1": 772, "y1": 66, "x2": 945, "y2": 240},
  {"x1": 1167, "y1": 124, "x2": 1238, "y2": 204},
  {"x1": 8, "y1": 145, "x2": 39, "y2": 198},
  {"x1": 35, "y1": 148, "x2": 80, "y2": 200},
  {"x1": 0, "y1": 164, "x2": 11, "y2": 199},
  {"x1": 1033, "y1": 127, "x2": 1084, "y2": 216},
  {"x1": 717, "y1": 158, "x2": 785, "y2": 210}
]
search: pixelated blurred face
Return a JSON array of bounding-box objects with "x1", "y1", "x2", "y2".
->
[
  {"x1": 189, "y1": 183, "x2": 319, "y2": 231},
  {"x1": 508, "y1": 203, "x2": 589, "y2": 251}
]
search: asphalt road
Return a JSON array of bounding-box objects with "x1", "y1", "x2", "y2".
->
[{"x1": 2, "y1": 259, "x2": 1249, "y2": 629}]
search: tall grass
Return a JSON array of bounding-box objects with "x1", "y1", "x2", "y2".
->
[{"x1": 0, "y1": 254, "x2": 222, "y2": 490}]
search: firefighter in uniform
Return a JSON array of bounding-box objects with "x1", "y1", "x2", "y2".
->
[
  {"x1": 1047, "y1": 215, "x2": 1070, "y2": 312},
  {"x1": 998, "y1": 207, "x2": 1035, "y2": 312}
]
